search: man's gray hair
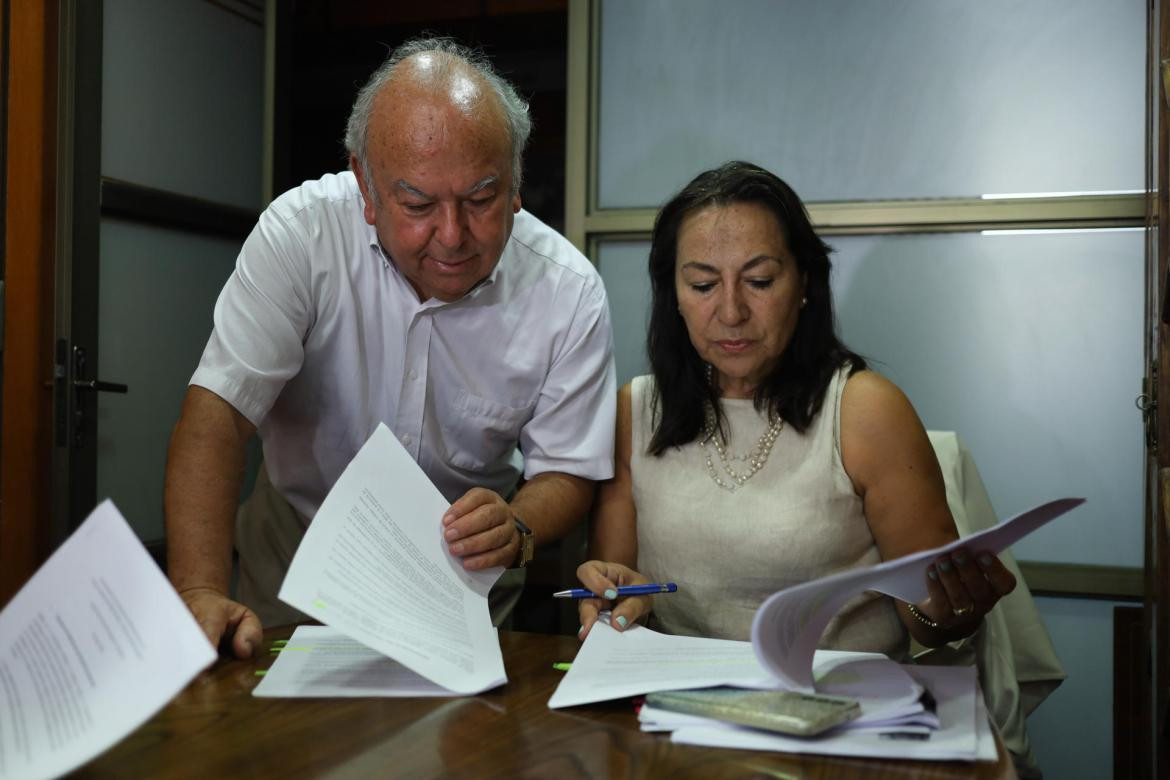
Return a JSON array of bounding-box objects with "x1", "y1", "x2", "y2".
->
[{"x1": 345, "y1": 37, "x2": 532, "y2": 200}]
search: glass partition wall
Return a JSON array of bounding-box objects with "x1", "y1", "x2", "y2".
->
[{"x1": 570, "y1": 3, "x2": 1148, "y2": 777}]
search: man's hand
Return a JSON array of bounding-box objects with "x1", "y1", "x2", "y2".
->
[
  {"x1": 442, "y1": 487, "x2": 519, "y2": 570},
  {"x1": 179, "y1": 587, "x2": 263, "y2": 659}
]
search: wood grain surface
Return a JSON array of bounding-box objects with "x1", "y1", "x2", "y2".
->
[{"x1": 72, "y1": 627, "x2": 1016, "y2": 779}]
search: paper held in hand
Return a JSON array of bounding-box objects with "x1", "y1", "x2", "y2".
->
[
  {"x1": 258, "y1": 423, "x2": 507, "y2": 698},
  {"x1": 548, "y1": 497, "x2": 1082, "y2": 762},
  {"x1": 752, "y1": 497, "x2": 1085, "y2": 691},
  {"x1": 551, "y1": 496, "x2": 1082, "y2": 708}
]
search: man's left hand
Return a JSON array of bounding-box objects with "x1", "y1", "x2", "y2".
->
[{"x1": 442, "y1": 487, "x2": 519, "y2": 570}]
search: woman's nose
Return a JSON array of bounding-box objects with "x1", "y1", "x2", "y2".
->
[{"x1": 717, "y1": 286, "x2": 748, "y2": 325}]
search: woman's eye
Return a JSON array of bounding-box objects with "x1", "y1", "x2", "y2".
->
[
  {"x1": 747, "y1": 278, "x2": 774, "y2": 290},
  {"x1": 689, "y1": 282, "x2": 716, "y2": 293}
]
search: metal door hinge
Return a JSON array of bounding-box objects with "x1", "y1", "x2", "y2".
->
[{"x1": 1139, "y1": 362, "x2": 1158, "y2": 450}]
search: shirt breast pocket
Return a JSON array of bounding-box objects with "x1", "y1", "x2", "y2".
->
[{"x1": 442, "y1": 390, "x2": 533, "y2": 471}]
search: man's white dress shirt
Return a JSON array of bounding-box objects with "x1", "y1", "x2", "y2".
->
[{"x1": 191, "y1": 171, "x2": 616, "y2": 523}]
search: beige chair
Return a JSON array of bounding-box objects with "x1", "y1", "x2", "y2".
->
[{"x1": 917, "y1": 431, "x2": 1066, "y2": 778}]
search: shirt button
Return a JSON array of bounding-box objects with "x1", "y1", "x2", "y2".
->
[
  {"x1": 402, "y1": 434, "x2": 412, "y2": 446},
  {"x1": 408, "y1": 369, "x2": 418, "y2": 381}
]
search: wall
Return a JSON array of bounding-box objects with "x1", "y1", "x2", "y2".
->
[{"x1": 95, "y1": 0, "x2": 265, "y2": 544}]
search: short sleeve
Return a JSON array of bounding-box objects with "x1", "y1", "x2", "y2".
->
[
  {"x1": 189, "y1": 207, "x2": 314, "y2": 426},
  {"x1": 519, "y1": 275, "x2": 617, "y2": 481}
]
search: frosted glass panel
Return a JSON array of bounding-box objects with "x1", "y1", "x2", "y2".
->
[
  {"x1": 598, "y1": 0, "x2": 1143, "y2": 207},
  {"x1": 102, "y1": 0, "x2": 264, "y2": 208},
  {"x1": 832, "y1": 230, "x2": 1143, "y2": 567},
  {"x1": 598, "y1": 241, "x2": 652, "y2": 385},
  {"x1": 96, "y1": 219, "x2": 241, "y2": 542},
  {"x1": 596, "y1": 229, "x2": 1143, "y2": 567}
]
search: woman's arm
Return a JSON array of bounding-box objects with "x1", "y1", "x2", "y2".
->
[
  {"x1": 577, "y1": 383, "x2": 654, "y2": 636},
  {"x1": 588, "y1": 383, "x2": 637, "y2": 565},
  {"x1": 840, "y1": 370, "x2": 1015, "y2": 647}
]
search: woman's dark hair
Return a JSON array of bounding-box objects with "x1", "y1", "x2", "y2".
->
[{"x1": 646, "y1": 160, "x2": 865, "y2": 456}]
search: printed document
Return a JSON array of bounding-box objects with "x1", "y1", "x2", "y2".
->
[
  {"x1": 752, "y1": 497, "x2": 1084, "y2": 690},
  {"x1": 666, "y1": 665, "x2": 996, "y2": 762},
  {"x1": 254, "y1": 625, "x2": 458, "y2": 697},
  {"x1": 0, "y1": 501, "x2": 215, "y2": 780},
  {"x1": 275, "y1": 423, "x2": 506, "y2": 696},
  {"x1": 547, "y1": 619, "x2": 921, "y2": 712}
]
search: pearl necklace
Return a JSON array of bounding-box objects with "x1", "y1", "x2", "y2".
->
[{"x1": 699, "y1": 401, "x2": 783, "y2": 491}]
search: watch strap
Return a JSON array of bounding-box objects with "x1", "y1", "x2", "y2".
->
[{"x1": 512, "y1": 514, "x2": 534, "y2": 568}]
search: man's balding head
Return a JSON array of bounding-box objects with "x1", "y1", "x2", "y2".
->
[{"x1": 345, "y1": 38, "x2": 532, "y2": 201}]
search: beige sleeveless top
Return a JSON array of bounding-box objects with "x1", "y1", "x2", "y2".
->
[{"x1": 631, "y1": 367, "x2": 907, "y2": 658}]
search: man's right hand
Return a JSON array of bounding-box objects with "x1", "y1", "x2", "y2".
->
[{"x1": 179, "y1": 587, "x2": 263, "y2": 659}]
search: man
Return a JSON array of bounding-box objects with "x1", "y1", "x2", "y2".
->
[{"x1": 165, "y1": 38, "x2": 615, "y2": 658}]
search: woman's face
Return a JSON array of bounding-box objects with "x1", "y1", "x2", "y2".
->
[{"x1": 674, "y1": 201, "x2": 807, "y2": 398}]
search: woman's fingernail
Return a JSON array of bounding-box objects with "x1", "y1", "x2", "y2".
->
[
  {"x1": 616, "y1": 615, "x2": 628, "y2": 628},
  {"x1": 927, "y1": 567, "x2": 939, "y2": 581},
  {"x1": 938, "y1": 558, "x2": 953, "y2": 573},
  {"x1": 978, "y1": 553, "x2": 993, "y2": 567},
  {"x1": 954, "y1": 550, "x2": 970, "y2": 565},
  {"x1": 604, "y1": 588, "x2": 618, "y2": 600}
]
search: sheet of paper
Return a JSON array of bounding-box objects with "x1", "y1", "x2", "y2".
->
[
  {"x1": 0, "y1": 500, "x2": 215, "y2": 780},
  {"x1": 278, "y1": 424, "x2": 506, "y2": 695},
  {"x1": 547, "y1": 621, "x2": 920, "y2": 710},
  {"x1": 254, "y1": 625, "x2": 461, "y2": 697},
  {"x1": 752, "y1": 497, "x2": 1084, "y2": 690},
  {"x1": 669, "y1": 664, "x2": 993, "y2": 763}
]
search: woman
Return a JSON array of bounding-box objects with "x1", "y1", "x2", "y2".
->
[{"x1": 577, "y1": 161, "x2": 1015, "y2": 655}]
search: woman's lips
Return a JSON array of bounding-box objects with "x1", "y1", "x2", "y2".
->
[{"x1": 716, "y1": 339, "x2": 753, "y2": 354}]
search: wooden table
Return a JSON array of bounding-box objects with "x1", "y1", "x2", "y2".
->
[{"x1": 73, "y1": 627, "x2": 1016, "y2": 779}]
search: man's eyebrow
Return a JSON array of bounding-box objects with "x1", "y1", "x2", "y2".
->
[
  {"x1": 462, "y1": 176, "x2": 498, "y2": 196},
  {"x1": 392, "y1": 176, "x2": 499, "y2": 200},
  {"x1": 394, "y1": 180, "x2": 432, "y2": 200}
]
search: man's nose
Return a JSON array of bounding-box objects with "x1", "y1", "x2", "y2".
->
[
  {"x1": 717, "y1": 285, "x2": 748, "y2": 325},
  {"x1": 435, "y1": 203, "x2": 467, "y2": 249}
]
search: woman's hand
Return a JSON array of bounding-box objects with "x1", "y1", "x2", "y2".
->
[
  {"x1": 913, "y1": 546, "x2": 1017, "y2": 638},
  {"x1": 575, "y1": 561, "x2": 654, "y2": 640}
]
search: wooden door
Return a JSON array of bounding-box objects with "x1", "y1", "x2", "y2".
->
[{"x1": 0, "y1": 0, "x2": 58, "y2": 606}]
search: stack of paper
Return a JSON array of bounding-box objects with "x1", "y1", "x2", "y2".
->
[
  {"x1": 255, "y1": 423, "x2": 507, "y2": 698},
  {"x1": 645, "y1": 664, "x2": 997, "y2": 762},
  {"x1": 548, "y1": 497, "x2": 1085, "y2": 762}
]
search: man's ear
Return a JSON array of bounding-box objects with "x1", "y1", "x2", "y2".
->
[
  {"x1": 512, "y1": 191, "x2": 522, "y2": 214},
  {"x1": 350, "y1": 154, "x2": 378, "y2": 226}
]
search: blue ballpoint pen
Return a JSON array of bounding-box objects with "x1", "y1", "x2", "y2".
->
[{"x1": 552, "y1": 582, "x2": 678, "y2": 599}]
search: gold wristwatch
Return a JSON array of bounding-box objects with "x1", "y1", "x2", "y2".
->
[{"x1": 513, "y1": 515, "x2": 534, "y2": 568}]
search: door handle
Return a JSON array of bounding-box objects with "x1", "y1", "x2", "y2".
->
[
  {"x1": 69, "y1": 344, "x2": 129, "y2": 447},
  {"x1": 72, "y1": 379, "x2": 128, "y2": 393}
]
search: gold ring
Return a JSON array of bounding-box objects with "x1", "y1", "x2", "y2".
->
[{"x1": 953, "y1": 604, "x2": 974, "y2": 617}]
